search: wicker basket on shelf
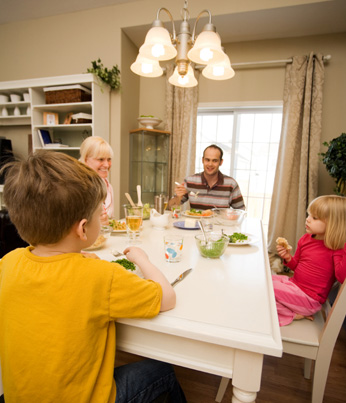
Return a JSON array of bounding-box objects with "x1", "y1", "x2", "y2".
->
[{"x1": 44, "y1": 85, "x2": 92, "y2": 104}]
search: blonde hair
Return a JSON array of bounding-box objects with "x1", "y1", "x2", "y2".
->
[
  {"x1": 3, "y1": 150, "x2": 107, "y2": 246},
  {"x1": 308, "y1": 195, "x2": 346, "y2": 250},
  {"x1": 79, "y1": 136, "x2": 113, "y2": 164}
]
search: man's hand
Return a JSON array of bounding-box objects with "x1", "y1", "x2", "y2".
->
[{"x1": 174, "y1": 182, "x2": 187, "y2": 197}]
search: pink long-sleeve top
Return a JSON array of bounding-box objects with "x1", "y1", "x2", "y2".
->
[{"x1": 285, "y1": 233, "x2": 346, "y2": 304}]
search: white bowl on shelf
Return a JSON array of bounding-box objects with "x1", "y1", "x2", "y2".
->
[
  {"x1": 0, "y1": 94, "x2": 9, "y2": 103},
  {"x1": 10, "y1": 94, "x2": 22, "y2": 102},
  {"x1": 138, "y1": 117, "x2": 162, "y2": 129}
]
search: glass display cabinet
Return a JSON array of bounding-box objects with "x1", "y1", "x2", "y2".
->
[{"x1": 129, "y1": 128, "x2": 171, "y2": 205}]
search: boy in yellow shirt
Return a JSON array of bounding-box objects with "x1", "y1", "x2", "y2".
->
[{"x1": 0, "y1": 151, "x2": 186, "y2": 403}]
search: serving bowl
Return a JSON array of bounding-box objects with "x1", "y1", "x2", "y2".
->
[
  {"x1": 137, "y1": 117, "x2": 162, "y2": 129},
  {"x1": 212, "y1": 208, "x2": 245, "y2": 226},
  {"x1": 83, "y1": 225, "x2": 112, "y2": 251},
  {"x1": 195, "y1": 232, "x2": 229, "y2": 259}
]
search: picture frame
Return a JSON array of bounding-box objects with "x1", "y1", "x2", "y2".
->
[{"x1": 43, "y1": 111, "x2": 59, "y2": 125}]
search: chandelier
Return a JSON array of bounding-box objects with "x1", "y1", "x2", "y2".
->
[{"x1": 130, "y1": 0, "x2": 235, "y2": 88}]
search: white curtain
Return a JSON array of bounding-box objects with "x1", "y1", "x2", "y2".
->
[{"x1": 268, "y1": 52, "x2": 325, "y2": 259}]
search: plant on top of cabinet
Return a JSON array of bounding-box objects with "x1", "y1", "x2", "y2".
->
[{"x1": 86, "y1": 59, "x2": 121, "y2": 91}]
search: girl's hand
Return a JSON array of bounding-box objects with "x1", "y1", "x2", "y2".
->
[
  {"x1": 276, "y1": 245, "x2": 292, "y2": 262},
  {"x1": 123, "y1": 246, "x2": 149, "y2": 265}
]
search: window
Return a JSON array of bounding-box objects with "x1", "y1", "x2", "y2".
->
[{"x1": 196, "y1": 105, "x2": 283, "y2": 236}]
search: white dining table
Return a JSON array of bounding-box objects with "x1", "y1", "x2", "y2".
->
[{"x1": 97, "y1": 216, "x2": 283, "y2": 403}]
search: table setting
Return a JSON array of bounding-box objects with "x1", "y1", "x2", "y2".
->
[{"x1": 87, "y1": 191, "x2": 282, "y2": 403}]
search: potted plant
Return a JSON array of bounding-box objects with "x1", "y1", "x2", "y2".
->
[
  {"x1": 86, "y1": 58, "x2": 121, "y2": 91},
  {"x1": 320, "y1": 133, "x2": 346, "y2": 196}
]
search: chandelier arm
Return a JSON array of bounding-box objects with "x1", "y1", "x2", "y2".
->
[
  {"x1": 156, "y1": 7, "x2": 177, "y2": 42},
  {"x1": 191, "y1": 9, "x2": 212, "y2": 42}
]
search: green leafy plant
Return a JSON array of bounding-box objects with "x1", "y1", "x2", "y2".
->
[
  {"x1": 320, "y1": 133, "x2": 346, "y2": 196},
  {"x1": 87, "y1": 58, "x2": 121, "y2": 91}
]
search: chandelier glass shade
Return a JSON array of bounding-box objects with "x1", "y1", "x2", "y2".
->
[{"x1": 131, "y1": 1, "x2": 235, "y2": 88}]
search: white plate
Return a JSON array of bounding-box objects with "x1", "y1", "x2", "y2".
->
[
  {"x1": 182, "y1": 210, "x2": 214, "y2": 218},
  {"x1": 227, "y1": 233, "x2": 258, "y2": 246}
]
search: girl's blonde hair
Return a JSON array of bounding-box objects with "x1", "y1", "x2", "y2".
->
[
  {"x1": 79, "y1": 136, "x2": 113, "y2": 164},
  {"x1": 308, "y1": 195, "x2": 346, "y2": 250}
]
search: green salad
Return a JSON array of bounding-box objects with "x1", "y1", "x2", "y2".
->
[
  {"x1": 228, "y1": 232, "x2": 248, "y2": 243},
  {"x1": 198, "y1": 238, "x2": 227, "y2": 258},
  {"x1": 112, "y1": 259, "x2": 136, "y2": 271}
]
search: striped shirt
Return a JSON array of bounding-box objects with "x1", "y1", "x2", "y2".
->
[{"x1": 181, "y1": 171, "x2": 245, "y2": 210}]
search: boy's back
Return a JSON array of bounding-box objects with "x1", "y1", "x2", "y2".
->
[{"x1": 0, "y1": 247, "x2": 161, "y2": 402}]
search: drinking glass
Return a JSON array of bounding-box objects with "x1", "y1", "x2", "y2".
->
[
  {"x1": 164, "y1": 235, "x2": 183, "y2": 262},
  {"x1": 124, "y1": 204, "x2": 143, "y2": 243}
]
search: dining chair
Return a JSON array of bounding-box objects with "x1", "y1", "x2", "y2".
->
[{"x1": 215, "y1": 279, "x2": 346, "y2": 403}]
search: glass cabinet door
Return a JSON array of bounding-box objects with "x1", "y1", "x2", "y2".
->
[{"x1": 129, "y1": 129, "x2": 171, "y2": 205}]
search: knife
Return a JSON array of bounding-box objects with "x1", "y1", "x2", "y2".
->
[{"x1": 170, "y1": 268, "x2": 193, "y2": 287}]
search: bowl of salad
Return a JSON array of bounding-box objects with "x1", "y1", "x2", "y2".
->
[{"x1": 195, "y1": 232, "x2": 229, "y2": 259}]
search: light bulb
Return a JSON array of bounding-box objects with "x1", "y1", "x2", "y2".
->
[
  {"x1": 141, "y1": 63, "x2": 153, "y2": 74},
  {"x1": 212, "y1": 66, "x2": 225, "y2": 76},
  {"x1": 151, "y1": 43, "x2": 165, "y2": 58},
  {"x1": 178, "y1": 75, "x2": 189, "y2": 85},
  {"x1": 200, "y1": 48, "x2": 214, "y2": 62}
]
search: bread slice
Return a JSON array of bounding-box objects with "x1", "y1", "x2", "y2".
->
[{"x1": 276, "y1": 237, "x2": 292, "y2": 251}]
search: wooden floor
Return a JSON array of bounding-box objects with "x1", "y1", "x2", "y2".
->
[{"x1": 115, "y1": 327, "x2": 346, "y2": 403}]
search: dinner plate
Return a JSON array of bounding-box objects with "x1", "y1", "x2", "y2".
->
[
  {"x1": 226, "y1": 233, "x2": 258, "y2": 246},
  {"x1": 109, "y1": 220, "x2": 127, "y2": 233},
  {"x1": 173, "y1": 221, "x2": 200, "y2": 230},
  {"x1": 182, "y1": 211, "x2": 214, "y2": 218}
]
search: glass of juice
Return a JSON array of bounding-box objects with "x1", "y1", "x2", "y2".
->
[{"x1": 124, "y1": 204, "x2": 143, "y2": 244}]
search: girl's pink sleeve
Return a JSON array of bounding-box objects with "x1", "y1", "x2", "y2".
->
[{"x1": 334, "y1": 244, "x2": 346, "y2": 284}]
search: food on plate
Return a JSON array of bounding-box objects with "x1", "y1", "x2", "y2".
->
[
  {"x1": 185, "y1": 208, "x2": 213, "y2": 217},
  {"x1": 109, "y1": 219, "x2": 126, "y2": 231},
  {"x1": 276, "y1": 237, "x2": 292, "y2": 250},
  {"x1": 112, "y1": 259, "x2": 136, "y2": 271},
  {"x1": 84, "y1": 234, "x2": 107, "y2": 250},
  {"x1": 228, "y1": 232, "x2": 248, "y2": 244}
]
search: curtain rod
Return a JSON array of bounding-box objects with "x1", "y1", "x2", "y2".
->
[{"x1": 226, "y1": 54, "x2": 331, "y2": 69}]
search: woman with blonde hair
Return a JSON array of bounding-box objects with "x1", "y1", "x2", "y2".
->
[
  {"x1": 273, "y1": 195, "x2": 346, "y2": 326},
  {"x1": 80, "y1": 136, "x2": 114, "y2": 223}
]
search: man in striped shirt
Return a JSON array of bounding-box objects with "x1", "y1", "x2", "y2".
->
[{"x1": 169, "y1": 144, "x2": 245, "y2": 211}]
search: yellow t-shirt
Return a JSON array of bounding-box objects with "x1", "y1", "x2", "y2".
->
[{"x1": 0, "y1": 247, "x2": 162, "y2": 403}]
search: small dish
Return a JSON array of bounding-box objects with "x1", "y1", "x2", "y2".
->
[
  {"x1": 173, "y1": 220, "x2": 200, "y2": 230},
  {"x1": 10, "y1": 94, "x2": 22, "y2": 102}
]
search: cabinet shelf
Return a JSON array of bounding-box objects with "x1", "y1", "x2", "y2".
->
[{"x1": 0, "y1": 74, "x2": 109, "y2": 157}]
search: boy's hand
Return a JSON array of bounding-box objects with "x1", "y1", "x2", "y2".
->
[
  {"x1": 81, "y1": 251, "x2": 100, "y2": 259},
  {"x1": 123, "y1": 246, "x2": 149, "y2": 265},
  {"x1": 276, "y1": 245, "x2": 292, "y2": 262}
]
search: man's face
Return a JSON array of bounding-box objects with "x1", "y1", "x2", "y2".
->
[{"x1": 202, "y1": 147, "x2": 223, "y2": 176}]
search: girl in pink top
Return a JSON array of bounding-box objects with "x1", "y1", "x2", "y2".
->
[{"x1": 273, "y1": 195, "x2": 346, "y2": 326}]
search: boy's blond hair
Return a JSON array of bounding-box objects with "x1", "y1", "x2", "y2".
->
[
  {"x1": 3, "y1": 150, "x2": 106, "y2": 246},
  {"x1": 79, "y1": 136, "x2": 113, "y2": 164},
  {"x1": 308, "y1": 195, "x2": 346, "y2": 250}
]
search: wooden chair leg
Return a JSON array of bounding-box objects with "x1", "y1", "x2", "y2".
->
[
  {"x1": 215, "y1": 377, "x2": 230, "y2": 402},
  {"x1": 304, "y1": 358, "x2": 312, "y2": 379}
]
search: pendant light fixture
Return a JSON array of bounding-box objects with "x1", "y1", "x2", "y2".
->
[{"x1": 130, "y1": 0, "x2": 235, "y2": 88}]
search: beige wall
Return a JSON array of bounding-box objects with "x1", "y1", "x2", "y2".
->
[{"x1": 1, "y1": 0, "x2": 345, "y2": 216}]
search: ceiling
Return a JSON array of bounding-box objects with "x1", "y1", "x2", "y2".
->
[{"x1": 1, "y1": 0, "x2": 346, "y2": 46}]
